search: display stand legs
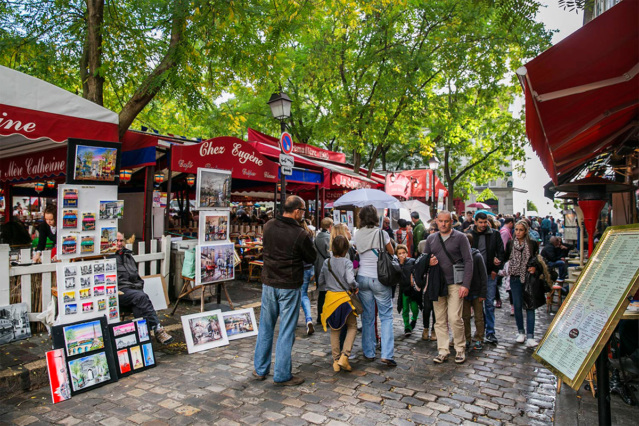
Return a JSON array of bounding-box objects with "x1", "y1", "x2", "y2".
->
[
  {"x1": 170, "y1": 278, "x2": 234, "y2": 315},
  {"x1": 596, "y1": 344, "x2": 611, "y2": 426}
]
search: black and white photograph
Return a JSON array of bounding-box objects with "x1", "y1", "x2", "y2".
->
[
  {"x1": 0, "y1": 303, "x2": 32, "y2": 345},
  {"x1": 94, "y1": 263, "x2": 105, "y2": 274},
  {"x1": 80, "y1": 264, "x2": 92, "y2": 275},
  {"x1": 65, "y1": 277, "x2": 76, "y2": 289},
  {"x1": 80, "y1": 276, "x2": 92, "y2": 288},
  {"x1": 181, "y1": 310, "x2": 229, "y2": 354},
  {"x1": 64, "y1": 266, "x2": 77, "y2": 277},
  {"x1": 195, "y1": 168, "x2": 231, "y2": 209},
  {"x1": 105, "y1": 260, "x2": 117, "y2": 272}
]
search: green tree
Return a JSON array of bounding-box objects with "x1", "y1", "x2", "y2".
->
[
  {"x1": 527, "y1": 199, "x2": 538, "y2": 212},
  {"x1": 477, "y1": 188, "x2": 498, "y2": 203}
]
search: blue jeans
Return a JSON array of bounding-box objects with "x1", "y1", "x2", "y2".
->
[
  {"x1": 484, "y1": 275, "x2": 497, "y2": 336},
  {"x1": 357, "y1": 275, "x2": 394, "y2": 360},
  {"x1": 300, "y1": 267, "x2": 314, "y2": 323},
  {"x1": 510, "y1": 276, "x2": 535, "y2": 339},
  {"x1": 547, "y1": 260, "x2": 567, "y2": 281},
  {"x1": 254, "y1": 284, "x2": 301, "y2": 383}
]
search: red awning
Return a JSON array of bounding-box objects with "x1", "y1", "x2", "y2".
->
[
  {"x1": 247, "y1": 128, "x2": 347, "y2": 163},
  {"x1": 170, "y1": 137, "x2": 279, "y2": 183},
  {"x1": 517, "y1": 0, "x2": 639, "y2": 184}
]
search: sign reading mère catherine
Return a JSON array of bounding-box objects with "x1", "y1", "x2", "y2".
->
[
  {"x1": 0, "y1": 147, "x2": 67, "y2": 182},
  {"x1": 170, "y1": 137, "x2": 278, "y2": 183}
]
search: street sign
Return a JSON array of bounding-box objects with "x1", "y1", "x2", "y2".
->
[
  {"x1": 282, "y1": 166, "x2": 293, "y2": 176},
  {"x1": 280, "y1": 132, "x2": 293, "y2": 154},
  {"x1": 279, "y1": 153, "x2": 294, "y2": 168}
]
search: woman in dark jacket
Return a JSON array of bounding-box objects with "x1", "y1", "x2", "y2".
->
[{"x1": 505, "y1": 220, "x2": 540, "y2": 348}]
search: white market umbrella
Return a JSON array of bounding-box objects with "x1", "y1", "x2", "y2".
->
[
  {"x1": 334, "y1": 189, "x2": 401, "y2": 209},
  {"x1": 400, "y1": 200, "x2": 431, "y2": 222}
]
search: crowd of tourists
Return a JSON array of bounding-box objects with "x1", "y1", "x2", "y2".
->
[{"x1": 253, "y1": 195, "x2": 570, "y2": 386}]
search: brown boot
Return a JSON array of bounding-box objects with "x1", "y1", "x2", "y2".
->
[
  {"x1": 337, "y1": 354, "x2": 352, "y2": 372},
  {"x1": 422, "y1": 330, "x2": 429, "y2": 341},
  {"x1": 332, "y1": 361, "x2": 340, "y2": 372}
]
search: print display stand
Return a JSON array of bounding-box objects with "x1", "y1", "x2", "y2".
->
[
  {"x1": 170, "y1": 276, "x2": 234, "y2": 315},
  {"x1": 533, "y1": 224, "x2": 639, "y2": 426}
]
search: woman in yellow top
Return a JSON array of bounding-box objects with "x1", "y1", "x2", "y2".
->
[{"x1": 318, "y1": 235, "x2": 359, "y2": 372}]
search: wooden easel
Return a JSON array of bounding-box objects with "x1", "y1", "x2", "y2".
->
[
  {"x1": 170, "y1": 277, "x2": 234, "y2": 315},
  {"x1": 557, "y1": 367, "x2": 597, "y2": 397}
]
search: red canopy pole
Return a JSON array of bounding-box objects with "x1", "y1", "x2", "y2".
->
[
  {"x1": 315, "y1": 184, "x2": 320, "y2": 229},
  {"x1": 2, "y1": 182, "x2": 10, "y2": 223},
  {"x1": 321, "y1": 188, "x2": 325, "y2": 221}
]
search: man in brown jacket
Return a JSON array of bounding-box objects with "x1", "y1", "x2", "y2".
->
[{"x1": 253, "y1": 195, "x2": 316, "y2": 386}]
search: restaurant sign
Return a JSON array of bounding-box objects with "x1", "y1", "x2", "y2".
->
[
  {"x1": 0, "y1": 146, "x2": 67, "y2": 182},
  {"x1": 331, "y1": 173, "x2": 374, "y2": 189},
  {"x1": 171, "y1": 137, "x2": 279, "y2": 183}
]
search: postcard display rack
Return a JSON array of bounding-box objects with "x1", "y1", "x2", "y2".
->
[{"x1": 109, "y1": 318, "x2": 155, "y2": 377}]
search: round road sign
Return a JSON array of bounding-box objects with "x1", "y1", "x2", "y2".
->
[{"x1": 280, "y1": 132, "x2": 293, "y2": 154}]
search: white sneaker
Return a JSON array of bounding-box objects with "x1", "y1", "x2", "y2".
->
[
  {"x1": 516, "y1": 334, "x2": 526, "y2": 343},
  {"x1": 525, "y1": 338, "x2": 539, "y2": 348},
  {"x1": 348, "y1": 351, "x2": 358, "y2": 360}
]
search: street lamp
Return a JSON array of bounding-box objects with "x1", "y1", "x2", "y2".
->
[
  {"x1": 267, "y1": 92, "x2": 293, "y2": 215},
  {"x1": 427, "y1": 155, "x2": 440, "y2": 214}
]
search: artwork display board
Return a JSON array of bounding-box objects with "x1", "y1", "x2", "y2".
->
[
  {"x1": 66, "y1": 139, "x2": 122, "y2": 185},
  {"x1": 57, "y1": 259, "x2": 120, "y2": 325},
  {"x1": 197, "y1": 243, "x2": 235, "y2": 286},
  {"x1": 108, "y1": 318, "x2": 155, "y2": 377},
  {"x1": 181, "y1": 310, "x2": 229, "y2": 353},
  {"x1": 0, "y1": 303, "x2": 31, "y2": 345},
  {"x1": 51, "y1": 316, "x2": 118, "y2": 395},
  {"x1": 195, "y1": 168, "x2": 231, "y2": 209},
  {"x1": 57, "y1": 184, "x2": 119, "y2": 260},
  {"x1": 533, "y1": 224, "x2": 639, "y2": 390},
  {"x1": 221, "y1": 308, "x2": 257, "y2": 341}
]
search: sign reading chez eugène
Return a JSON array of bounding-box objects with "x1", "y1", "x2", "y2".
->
[{"x1": 170, "y1": 136, "x2": 278, "y2": 183}]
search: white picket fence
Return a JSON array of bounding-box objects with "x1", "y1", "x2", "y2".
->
[{"x1": 0, "y1": 236, "x2": 171, "y2": 322}]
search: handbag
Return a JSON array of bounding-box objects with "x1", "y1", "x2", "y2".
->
[
  {"x1": 327, "y1": 259, "x2": 364, "y2": 315},
  {"x1": 376, "y1": 230, "x2": 401, "y2": 287},
  {"x1": 438, "y1": 233, "x2": 465, "y2": 284}
]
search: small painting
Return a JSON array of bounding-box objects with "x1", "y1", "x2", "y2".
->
[
  {"x1": 114, "y1": 333, "x2": 137, "y2": 350},
  {"x1": 62, "y1": 210, "x2": 78, "y2": 229},
  {"x1": 93, "y1": 286, "x2": 105, "y2": 297},
  {"x1": 135, "y1": 318, "x2": 149, "y2": 342},
  {"x1": 81, "y1": 236, "x2": 95, "y2": 254},
  {"x1": 62, "y1": 235, "x2": 77, "y2": 254},
  {"x1": 105, "y1": 260, "x2": 117, "y2": 272},
  {"x1": 82, "y1": 302, "x2": 94, "y2": 313},
  {"x1": 62, "y1": 188, "x2": 79, "y2": 208},
  {"x1": 82, "y1": 213, "x2": 96, "y2": 231},
  {"x1": 64, "y1": 265, "x2": 77, "y2": 277},
  {"x1": 181, "y1": 310, "x2": 229, "y2": 354},
  {"x1": 97, "y1": 299, "x2": 106, "y2": 311},
  {"x1": 198, "y1": 212, "x2": 230, "y2": 242},
  {"x1": 73, "y1": 144, "x2": 119, "y2": 183},
  {"x1": 94, "y1": 263, "x2": 104, "y2": 274},
  {"x1": 195, "y1": 168, "x2": 231, "y2": 209},
  {"x1": 99, "y1": 200, "x2": 124, "y2": 220},
  {"x1": 106, "y1": 285, "x2": 116, "y2": 295},
  {"x1": 100, "y1": 227, "x2": 117, "y2": 253},
  {"x1": 198, "y1": 243, "x2": 236, "y2": 286},
  {"x1": 68, "y1": 352, "x2": 111, "y2": 391},
  {"x1": 117, "y1": 349, "x2": 131, "y2": 374},
  {"x1": 108, "y1": 296, "x2": 117, "y2": 307},
  {"x1": 46, "y1": 349, "x2": 71, "y2": 404},
  {"x1": 63, "y1": 291, "x2": 76, "y2": 303},
  {"x1": 64, "y1": 304, "x2": 77, "y2": 315},
  {"x1": 63, "y1": 319, "x2": 104, "y2": 357},
  {"x1": 106, "y1": 275, "x2": 116, "y2": 286},
  {"x1": 221, "y1": 308, "x2": 258, "y2": 341},
  {"x1": 130, "y1": 345, "x2": 144, "y2": 370},
  {"x1": 94, "y1": 275, "x2": 105, "y2": 286},
  {"x1": 109, "y1": 307, "x2": 118, "y2": 321},
  {"x1": 142, "y1": 343, "x2": 154, "y2": 367},
  {"x1": 80, "y1": 276, "x2": 92, "y2": 288},
  {"x1": 80, "y1": 264, "x2": 93, "y2": 275},
  {"x1": 79, "y1": 288, "x2": 91, "y2": 300},
  {"x1": 112, "y1": 322, "x2": 135, "y2": 337},
  {"x1": 65, "y1": 277, "x2": 76, "y2": 289},
  {"x1": 0, "y1": 303, "x2": 32, "y2": 344}
]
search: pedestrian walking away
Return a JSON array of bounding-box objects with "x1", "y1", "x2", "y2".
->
[
  {"x1": 463, "y1": 234, "x2": 487, "y2": 351},
  {"x1": 253, "y1": 196, "x2": 316, "y2": 386},
  {"x1": 314, "y1": 217, "x2": 333, "y2": 325}
]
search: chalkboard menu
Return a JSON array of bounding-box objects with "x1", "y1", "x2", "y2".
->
[{"x1": 533, "y1": 224, "x2": 639, "y2": 390}]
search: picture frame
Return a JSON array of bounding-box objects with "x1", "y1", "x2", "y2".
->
[
  {"x1": 197, "y1": 243, "x2": 235, "y2": 286},
  {"x1": 66, "y1": 138, "x2": 122, "y2": 185},
  {"x1": 107, "y1": 318, "x2": 156, "y2": 378},
  {"x1": 51, "y1": 316, "x2": 118, "y2": 396},
  {"x1": 181, "y1": 310, "x2": 229, "y2": 354},
  {"x1": 195, "y1": 168, "x2": 232, "y2": 209},
  {"x1": 0, "y1": 303, "x2": 32, "y2": 344},
  {"x1": 46, "y1": 349, "x2": 71, "y2": 404},
  {"x1": 221, "y1": 308, "x2": 258, "y2": 341},
  {"x1": 198, "y1": 210, "x2": 230, "y2": 243}
]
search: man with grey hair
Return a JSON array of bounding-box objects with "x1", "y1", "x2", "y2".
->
[{"x1": 419, "y1": 211, "x2": 473, "y2": 364}]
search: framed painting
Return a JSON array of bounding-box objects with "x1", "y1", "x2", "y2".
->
[
  {"x1": 195, "y1": 168, "x2": 231, "y2": 209},
  {"x1": 66, "y1": 139, "x2": 122, "y2": 185},
  {"x1": 197, "y1": 243, "x2": 236, "y2": 286},
  {"x1": 181, "y1": 310, "x2": 229, "y2": 354},
  {"x1": 198, "y1": 211, "x2": 230, "y2": 243},
  {"x1": 108, "y1": 318, "x2": 156, "y2": 378},
  {"x1": 221, "y1": 308, "x2": 258, "y2": 341}
]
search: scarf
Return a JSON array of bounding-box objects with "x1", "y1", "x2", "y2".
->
[{"x1": 510, "y1": 238, "x2": 530, "y2": 282}]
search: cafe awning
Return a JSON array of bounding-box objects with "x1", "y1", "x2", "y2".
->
[{"x1": 516, "y1": 0, "x2": 639, "y2": 184}]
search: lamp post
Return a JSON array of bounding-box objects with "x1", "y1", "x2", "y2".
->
[
  {"x1": 267, "y1": 92, "x2": 292, "y2": 215},
  {"x1": 427, "y1": 155, "x2": 440, "y2": 216}
]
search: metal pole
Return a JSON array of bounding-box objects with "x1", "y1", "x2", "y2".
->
[
  {"x1": 315, "y1": 184, "x2": 320, "y2": 229},
  {"x1": 164, "y1": 146, "x2": 173, "y2": 233},
  {"x1": 279, "y1": 120, "x2": 286, "y2": 216},
  {"x1": 597, "y1": 343, "x2": 611, "y2": 426},
  {"x1": 432, "y1": 170, "x2": 436, "y2": 216}
]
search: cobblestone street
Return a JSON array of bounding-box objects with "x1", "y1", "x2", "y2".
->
[{"x1": 0, "y1": 284, "x2": 572, "y2": 426}]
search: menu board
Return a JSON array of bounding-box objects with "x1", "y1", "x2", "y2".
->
[{"x1": 533, "y1": 225, "x2": 639, "y2": 390}]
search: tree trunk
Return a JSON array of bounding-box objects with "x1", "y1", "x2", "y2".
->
[
  {"x1": 353, "y1": 150, "x2": 361, "y2": 173},
  {"x1": 443, "y1": 147, "x2": 456, "y2": 211},
  {"x1": 85, "y1": 0, "x2": 105, "y2": 105},
  {"x1": 366, "y1": 143, "x2": 384, "y2": 178},
  {"x1": 117, "y1": 0, "x2": 188, "y2": 138}
]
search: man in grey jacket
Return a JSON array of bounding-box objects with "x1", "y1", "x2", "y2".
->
[
  {"x1": 419, "y1": 211, "x2": 473, "y2": 365},
  {"x1": 314, "y1": 217, "x2": 333, "y2": 324}
]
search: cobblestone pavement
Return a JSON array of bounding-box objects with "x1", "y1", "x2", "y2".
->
[{"x1": 0, "y1": 288, "x2": 562, "y2": 425}]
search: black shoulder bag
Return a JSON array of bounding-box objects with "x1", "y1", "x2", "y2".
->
[
  {"x1": 438, "y1": 233, "x2": 465, "y2": 284},
  {"x1": 376, "y1": 230, "x2": 401, "y2": 287},
  {"x1": 327, "y1": 259, "x2": 363, "y2": 315}
]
